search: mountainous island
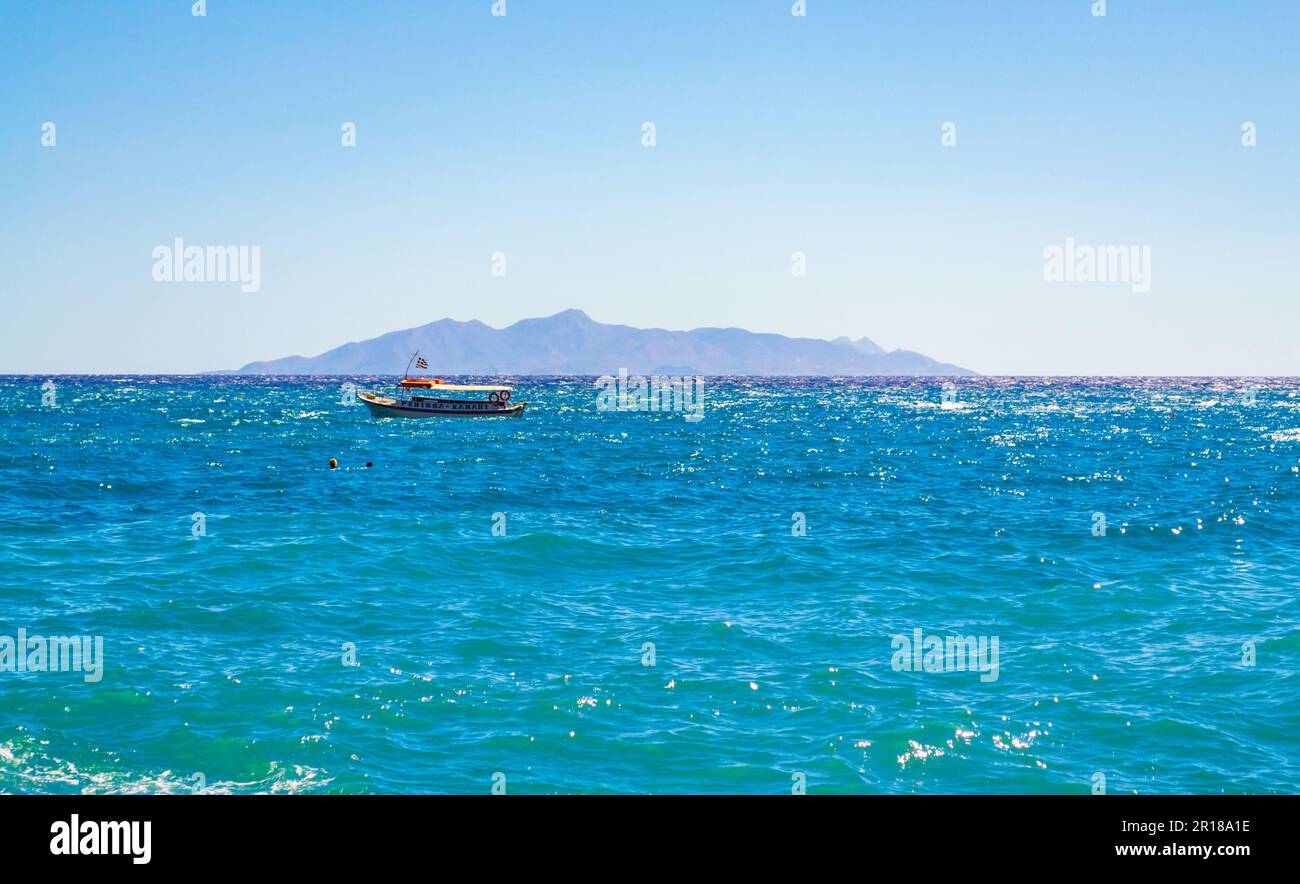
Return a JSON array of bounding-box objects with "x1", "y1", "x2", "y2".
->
[{"x1": 227, "y1": 309, "x2": 974, "y2": 376}]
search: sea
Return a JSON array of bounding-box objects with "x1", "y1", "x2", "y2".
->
[{"x1": 1, "y1": 376, "x2": 1296, "y2": 794}]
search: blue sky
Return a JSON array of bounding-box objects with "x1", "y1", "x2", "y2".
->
[{"x1": 1, "y1": 0, "x2": 1297, "y2": 374}]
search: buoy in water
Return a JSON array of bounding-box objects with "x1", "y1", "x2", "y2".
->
[{"x1": 329, "y1": 458, "x2": 338, "y2": 470}]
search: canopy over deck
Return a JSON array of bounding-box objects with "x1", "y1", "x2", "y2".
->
[{"x1": 399, "y1": 377, "x2": 511, "y2": 392}]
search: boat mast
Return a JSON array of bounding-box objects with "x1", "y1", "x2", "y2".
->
[{"x1": 403, "y1": 351, "x2": 420, "y2": 379}]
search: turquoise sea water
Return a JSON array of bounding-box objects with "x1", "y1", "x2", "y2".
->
[{"x1": 1, "y1": 376, "x2": 1297, "y2": 794}]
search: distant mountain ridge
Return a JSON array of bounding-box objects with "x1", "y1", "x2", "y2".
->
[{"x1": 227, "y1": 309, "x2": 975, "y2": 376}]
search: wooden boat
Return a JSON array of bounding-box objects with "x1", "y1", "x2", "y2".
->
[{"x1": 360, "y1": 377, "x2": 526, "y2": 417}]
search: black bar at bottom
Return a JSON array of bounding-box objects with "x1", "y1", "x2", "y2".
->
[{"x1": 1, "y1": 794, "x2": 1282, "y2": 870}]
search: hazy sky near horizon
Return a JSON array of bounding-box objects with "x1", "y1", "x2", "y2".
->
[{"x1": 2, "y1": 1, "x2": 1297, "y2": 375}]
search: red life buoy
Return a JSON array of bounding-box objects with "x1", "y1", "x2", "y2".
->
[
  {"x1": 489, "y1": 392, "x2": 501, "y2": 403},
  {"x1": 500, "y1": 390, "x2": 511, "y2": 402}
]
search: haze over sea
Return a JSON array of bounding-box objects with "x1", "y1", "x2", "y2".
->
[{"x1": 2, "y1": 376, "x2": 1297, "y2": 794}]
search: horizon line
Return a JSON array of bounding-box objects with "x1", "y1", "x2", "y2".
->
[{"x1": 5, "y1": 374, "x2": 1297, "y2": 380}]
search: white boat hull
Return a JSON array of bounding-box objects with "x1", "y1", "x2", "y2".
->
[{"x1": 360, "y1": 392, "x2": 526, "y2": 418}]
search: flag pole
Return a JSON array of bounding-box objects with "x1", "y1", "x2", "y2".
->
[{"x1": 404, "y1": 351, "x2": 419, "y2": 379}]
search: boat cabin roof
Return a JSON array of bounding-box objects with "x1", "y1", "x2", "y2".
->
[{"x1": 399, "y1": 377, "x2": 511, "y2": 392}]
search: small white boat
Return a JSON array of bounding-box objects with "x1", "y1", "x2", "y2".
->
[{"x1": 360, "y1": 377, "x2": 526, "y2": 418}]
